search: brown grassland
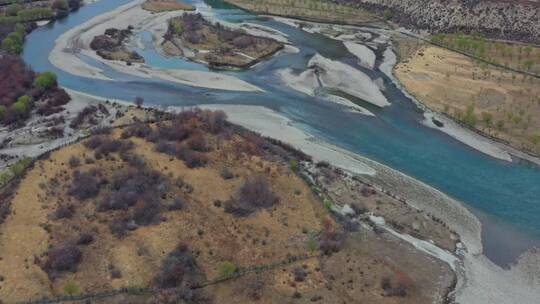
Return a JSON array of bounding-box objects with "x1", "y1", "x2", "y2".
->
[
  {"x1": 395, "y1": 44, "x2": 540, "y2": 155},
  {"x1": 0, "y1": 109, "x2": 454, "y2": 304},
  {"x1": 142, "y1": 0, "x2": 195, "y2": 13},
  {"x1": 222, "y1": 0, "x2": 384, "y2": 27}
]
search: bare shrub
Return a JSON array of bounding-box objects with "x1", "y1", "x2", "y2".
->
[
  {"x1": 318, "y1": 219, "x2": 343, "y2": 255},
  {"x1": 316, "y1": 161, "x2": 330, "y2": 168},
  {"x1": 43, "y1": 242, "x2": 82, "y2": 278},
  {"x1": 83, "y1": 136, "x2": 104, "y2": 150},
  {"x1": 121, "y1": 123, "x2": 152, "y2": 139},
  {"x1": 68, "y1": 170, "x2": 100, "y2": 200},
  {"x1": 109, "y1": 216, "x2": 129, "y2": 238},
  {"x1": 51, "y1": 204, "x2": 74, "y2": 220},
  {"x1": 186, "y1": 131, "x2": 209, "y2": 152},
  {"x1": 70, "y1": 105, "x2": 97, "y2": 128},
  {"x1": 92, "y1": 126, "x2": 112, "y2": 135},
  {"x1": 381, "y1": 276, "x2": 407, "y2": 297},
  {"x1": 219, "y1": 167, "x2": 234, "y2": 180},
  {"x1": 99, "y1": 169, "x2": 167, "y2": 212},
  {"x1": 132, "y1": 197, "x2": 162, "y2": 226},
  {"x1": 361, "y1": 186, "x2": 376, "y2": 197},
  {"x1": 155, "y1": 122, "x2": 190, "y2": 142},
  {"x1": 155, "y1": 140, "x2": 178, "y2": 155},
  {"x1": 201, "y1": 109, "x2": 227, "y2": 134},
  {"x1": 77, "y1": 233, "x2": 94, "y2": 246},
  {"x1": 178, "y1": 148, "x2": 208, "y2": 168},
  {"x1": 154, "y1": 243, "x2": 202, "y2": 289},
  {"x1": 68, "y1": 156, "x2": 80, "y2": 168},
  {"x1": 226, "y1": 176, "x2": 278, "y2": 216},
  {"x1": 292, "y1": 267, "x2": 307, "y2": 282},
  {"x1": 167, "y1": 198, "x2": 184, "y2": 211}
]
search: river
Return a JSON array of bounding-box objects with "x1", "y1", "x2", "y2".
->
[{"x1": 22, "y1": 0, "x2": 540, "y2": 267}]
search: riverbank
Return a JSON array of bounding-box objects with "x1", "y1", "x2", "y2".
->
[{"x1": 49, "y1": 0, "x2": 264, "y2": 92}]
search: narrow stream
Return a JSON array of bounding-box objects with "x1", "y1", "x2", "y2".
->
[{"x1": 22, "y1": 0, "x2": 540, "y2": 267}]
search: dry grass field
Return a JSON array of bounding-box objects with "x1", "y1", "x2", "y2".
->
[
  {"x1": 223, "y1": 0, "x2": 383, "y2": 27},
  {"x1": 395, "y1": 45, "x2": 540, "y2": 155},
  {"x1": 142, "y1": 0, "x2": 195, "y2": 13}
]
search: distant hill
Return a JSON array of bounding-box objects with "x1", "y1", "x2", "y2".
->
[{"x1": 329, "y1": 0, "x2": 540, "y2": 43}]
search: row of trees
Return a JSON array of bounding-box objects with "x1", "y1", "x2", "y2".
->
[{"x1": 431, "y1": 33, "x2": 539, "y2": 73}]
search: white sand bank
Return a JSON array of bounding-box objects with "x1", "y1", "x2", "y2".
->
[
  {"x1": 49, "y1": 0, "x2": 263, "y2": 92},
  {"x1": 309, "y1": 54, "x2": 389, "y2": 107},
  {"x1": 344, "y1": 41, "x2": 376, "y2": 69},
  {"x1": 277, "y1": 67, "x2": 374, "y2": 116},
  {"x1": 424, "y1": 112, "x2": 512, "y2": 162}
]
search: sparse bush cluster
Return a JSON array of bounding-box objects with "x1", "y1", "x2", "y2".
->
[
  {"x1": 225, "y1": 175, "x2": 279, "y2": 216},
  {"x1": 70, "y1": 105, "x2": 103, "y2": 128},
  {"x1": 120, "y1": 109, "x2": 228, "y2": 168},
  {"x1": 83, "y1": 135, "x2": 133, "y2": 158},
  {"x1": 99, "y1": 168, "x2": 167, "y2": 226}
]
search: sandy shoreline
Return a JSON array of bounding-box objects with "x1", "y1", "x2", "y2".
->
[{"x1": 49, "y1": 0, "x2": 263, "y2": 92}]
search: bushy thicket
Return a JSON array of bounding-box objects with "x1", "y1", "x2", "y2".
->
[
  {"x1": 68, "y1": 170, "x2": 101, "y2": 200},
  {"x1": 83, "y1": 136, "x2": 134, "y2": 158},
  {"x1": 154, "y1": 244, "x2": 202, "y2": 290},
  {"x1": 0, "y1": 54, "x2": 34, "y2": 107},
  {"x1": 225, "y1": 176, "x2": 279, "y2": 216},
  {"x1": 318, "y1": 219, "x2": 343, "y2": 255},
  {"x1": 99, "y1": 168, "x2": 166, "y2": 215},
  {"x1": 42, "y1": 242, "x2": 82, "y2": 279},
  {"x1": 70, "y1": 105, "x2": 105, "y2": 129},
  {"x1": 121, "y1": 109, "x2": 227, "y2": 168}
]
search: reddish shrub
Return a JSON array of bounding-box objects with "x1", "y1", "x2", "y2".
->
[
  {"x1": 186, "y1": 131, "x2": 209, "y2": 152},
  {"x1": 318, "y1": 219, "x2": 343, "y2": 255},
  {"x1": 201, "y1": 109, "x2": 227, "y2": 134},
  {"x1": 0, "y1": 54, "x2": 34, "y2": 108},
  {"x1": 178, "y1": 148, "x2": 208, "y2": 168},
  {"x1": 121, "y1": 123, "x2": 152, "y2": 139}
]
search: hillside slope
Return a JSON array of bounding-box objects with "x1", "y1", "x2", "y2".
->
[{"x1": 329, "y1": 0, "x2": 540, "y2": 43}]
